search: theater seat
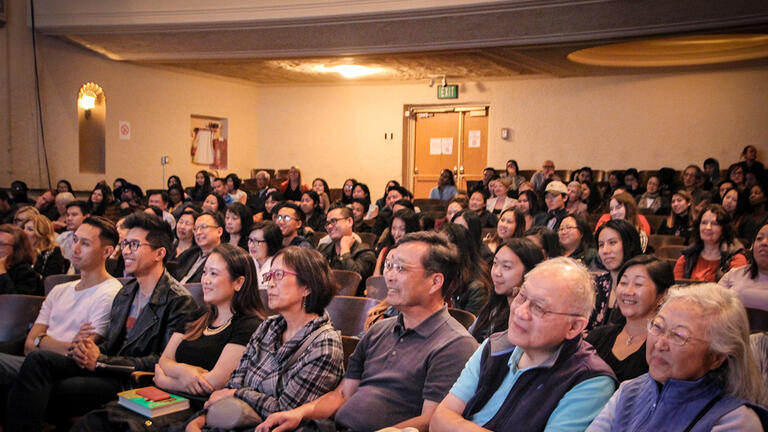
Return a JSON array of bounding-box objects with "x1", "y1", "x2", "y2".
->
[
  {"x1": 448, "y1": 308, "x2": 476, "y2": 330},
  {"x1": 326, "y1": 296, "x2": 380, "y2": 336},
  {"x1": 43, "y1": 274, "x2": 80, "y2": 295},
  {"x1": 0, "y1": 294, "x2": 45, "y2": 355},
  {"x1": 332, "y1": 270, "x2": 362, "y2": 296},
  {"x1": 365, "y1": 276, "x2": 388, "y2": 300}
]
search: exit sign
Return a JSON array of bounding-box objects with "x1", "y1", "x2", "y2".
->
[{"x1": 438, "y1": 84, "x2": 458, "y2": 99}]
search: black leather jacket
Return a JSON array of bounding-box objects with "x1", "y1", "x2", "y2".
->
[{"x1": 97, "y1": 269, "x2": 198, "y2": 371}]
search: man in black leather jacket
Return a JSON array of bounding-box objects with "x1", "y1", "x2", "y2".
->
[{"x1": 4, "y1": 212, "x2": 199, "y2": 432}]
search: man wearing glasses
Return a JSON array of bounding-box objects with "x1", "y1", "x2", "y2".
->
[
  {"x1": 430, "y1": 257, "x2": 616, "y2": 432},
  {"x1": 274, "y1": 202, "x2": 313, "y2": 248},
  {"x1": 256, "y1": 231, "x2": 477, "y2": 432},
  {"x1": 5, "y1": 212, "x2": 199, "y2": 431},
  {"x1": 317, "y1": 205, "x2": 376, "y2": 296},
  {"x1": 172, "y1": 211, "x2": 223, "y2": 283}
]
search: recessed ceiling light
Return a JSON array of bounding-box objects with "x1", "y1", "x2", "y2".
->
[
  {"x1": 313, "y1": 64, "x2": 383, "y2": 78},
  {"x1": 567, "y1": 34, "x2": 768, "y2": 67}
]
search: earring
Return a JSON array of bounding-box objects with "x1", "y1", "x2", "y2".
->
[{"x1": 302, "y1": 295, "x2": 308, "y2": 310}]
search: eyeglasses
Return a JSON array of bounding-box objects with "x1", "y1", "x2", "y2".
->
[
  {"x1": 193, "y1": 224, "x2": 218, "y2": 232},
  {"x1": 343, "y1": 185, "x2": 354, "y2": 190},
  {"x1": 119, "y1": 240, "x2": 156, "y2": 251},
  {"x1": 647, "y1": 317, "x2": 707, "y2": 346},
  {"x1": 275, "y1": 214, "x2": 295, "y2": 223},
  {"x1": 382, "y1": 260, "x2": 422, "y2": 274},
  {"x1": 248, "y1": 238, "x2": 266, "y2": 245},
  {"x1": 262, "y1": 268, "x2": 298, "y2": 282},
  {"x1": 325, "y1": 217, "x2": 347, "y2": 227},
  {"x1": 511, "y1": 290, "x2": 583, "y2": 319},
  {"x1": 558, "y1": 226, "x2": 578, "y2": 233}
]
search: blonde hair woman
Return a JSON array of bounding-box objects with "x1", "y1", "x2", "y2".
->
[{"x1": 23, "y1": 214, "x2": 69, "y2": 279}]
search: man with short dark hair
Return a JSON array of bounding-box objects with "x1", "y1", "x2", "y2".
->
[
  {"x1": 56, "y1": 200, "x2": 90, "y2": 271},
  {"x1": 682, "y1": 164, "x2": 711, "y2": 206},
  {"x1": 172, "y1": 211, "x2": 223, "y2": 283},
  {"x1": 33, "y1": 190, "x2": 57, "y2": 220},
  {"x1": 257, "y1": 231, "x2": 478, "y2": 432},
  {"x1": 212, "y1": 177, "x2": 229, "y2": 202},
  {"x1": 317, "y1": 206, "x2": 376, "y2": 296},
  {"x1": 350, "y1": 198, "x2": 372, "y2": 233},
  {"x1": 147, "y1": 191, "x2": 176, "y2": 229},
  {"x1": 430, "y1": 258, "x2": 616, "y2": 432},
  {"x1": 533, "y1": 180, "x2": 568, "y2": 231},
  {"x1": 275, "y1": 202, "x2": 312, "y2": 248},
  {"x1": 0, "y1": 217, "x2": 122, "y2": 384},
  {"x1": 5, "y1": 212, "x2": 198, "y2": 431}
]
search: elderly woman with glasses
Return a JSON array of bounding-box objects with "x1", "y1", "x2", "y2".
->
[
  {"x1": 185, "y1": 246, "x2": 343, "y2": 431},
  {"x1": 588, "y1": 283, "x2": 768, "y2": 431}
]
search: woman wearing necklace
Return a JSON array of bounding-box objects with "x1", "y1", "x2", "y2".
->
[
  {"x1": 586, "y1": 255, "x2": 674, "y2": 382},
  {"x1": 185, "y1": 246, "x2": 343, "y2": 431},
  {"x1": 73, "y1": 243, "x2": 266, "y2": 430}
]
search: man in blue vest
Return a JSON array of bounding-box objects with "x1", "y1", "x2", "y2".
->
[{"x1": 430, "y1": 257, "x2": 617, "y2": 432}]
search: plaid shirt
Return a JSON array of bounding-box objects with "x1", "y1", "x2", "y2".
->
[{"x1": 227, "y1": 312, "x2": 344, "y2": 419}]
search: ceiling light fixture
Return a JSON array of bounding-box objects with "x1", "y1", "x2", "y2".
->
[{"x1": 314, "y1": 64, "x2": 382, "y2": 78}]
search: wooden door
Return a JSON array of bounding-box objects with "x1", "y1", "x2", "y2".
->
[
  {"x1": 413, "y1": 112, "x2": 460, "y2": 198},
  {"x1": 459, "y1": 109, "x2": 488, "y2": 192},
  {"x1": 410, "y1": 107, "x2": 489, "y2": 198}
]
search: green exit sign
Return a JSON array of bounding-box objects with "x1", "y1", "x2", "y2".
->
[{"x1": 438, "y1": 84, "x2": 458, "y2": 99}]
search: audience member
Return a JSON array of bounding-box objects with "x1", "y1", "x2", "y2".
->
[
  {"x1": 558, "y1": 215, "x2": 596, "y2": 266},
  {"x1": 431, "y1": 257, "x2": 616, "y2": 431},
  {"x1": 430, "y1": 169, "x2": 458, "y2": 203},
  {"x1": 23, "y1": 214, "x2": 69, "y2": 279},
  {"x1": 171, "y1": 209, "x2": 198, "y2": 260},
  {"x1": 0, "y1": 191, "x2": 13, "y2": 224},
  {"x1": 565, "y1": 181, "x2": 587, "y2": 217},
  {"x1": 740, "y1": 145, "x2": 765, "y2": 179},
  {"x1": 703, "y1": 157, "x2": 721, "y2": 191},
  {"x1": 248, "y1": 170, "x2": 272, "y2": 215},
  {"x1": 588, "y1": 284, "x2": 768, "y2": 431},
  {"x1": 623, "y1": 168, "x2": 644, "y2": 198},
  {"x1": 52, "y1": 191, "x2": 75, "y2": 232},
  {"x1": 720, "y1": 223, "x2": 768, "y2": 310},
  {"x1": 311, "y1": 177, "x2": 332, "y2": 215},
  {"x1": 300, "y1": 190, "x2": 326, "y2": 233},
  {"x1": 5, "y1": 212, "x2": 199, "y2": 430},
  {"x1": 257, "y1": 232, "x2": 478, "y2": 432},
  {"x1": 728, "y1": 162, "x2": 746, "y2": 191},
  {"x1": 533, "y1": 180, "x2": 568, "y2": 231},
  {"x1": 468, "y1": 190, "x2": 497, "y2": 228},
  {"x1": 225, "y1": 202, "x2": 253, "y2": 251},
  {"x1": 586, "y1": 255, "x2": 673, "y2": 382},
  {"x1": 191, "y1": 170, "x2": 213, "y2": 203},
  {"x1": 374, "y1": 208, "x2": 420, "y2": 275},
  {"x1": 441, "y1": 223, "x2": 491, "y2": 316},
  {"x1": 56, "y1": 179, "x2": 73, "y2": 195},
  {"x1": 657, "y1": 189, "x2": 695, "y2": 243},
  {"x1": 503, "y1": 159, "x2": 526, "y2": 193},
  {"x1": 524, "y1": 226, "x2": 562, "y2": 259},
  {"x1": 174, "y1": 211, "x2": 224, "y2": 284},
  {"x1": 674, "y1": 204, "x2": 747, "y2": 282},
  {"x1": 317, "y1": 206, "x2": 376, "y2": 296},
  {"x1": 636, "y1": 174, "x2": 669, "y2": 214},
  {"x1": 226, "y1": 173, "x2": 248, "y2": 205},
  {"x1": 350, "y1": 198, "x2": 372, "y2": 233},
  {"x1": 531, "y1": 160, "x2": 560, "y2": 193},
  {"x1": 0, "y1": 224, "x2": 42, "y2": 295},
  {"x1": 0, "y1": 217, "x2": 122, "y2": 386},
  {"x1": 256, "y1": 190, "x2": 282, "y2": 222},
  {"x1": 516, "y1": 189, "x2": 539, "y2": 232},
  {"x1": 9, "y1": 181, "x2": 33, "y2": 206},
  {"x1": 280, "y1": 166, "x2": 309, "y2": 203},
  {"x1": 87, "y1": 183, "x2": 114, "y2": 218},
  {"x1": 249, "y1": 221, "x2": 283, "y2": 290},
  {"x1": 33, "y1": 189, "x2": 57, "y2": 221},
  {"x1": 452, "y1": 209, "x2": 494, "y2": 263},
  {"x1": 470, "y1": 238, "x2": 544, "y2": 343},
  {"x1": 722, "y1": 186, "x2": 757, "y2": 243},
  {"x1": 486, "y1": 178, "x2": 516, "y2": 215},
  {"x1": 446, "y1": 196, "x2": 467, "y2": 223},
  {"x1": 484, "y1": 208, "x2": 524, "y2": 253},
  {"x1": 11, "y1": 205, "x2": 39, "y2": 228},
  {"x1": 147, "y1": 190, "x2": 176, "y2": 229},
  {"x1": 274, "y1": 202, "x2": 312, "y2": 248}
]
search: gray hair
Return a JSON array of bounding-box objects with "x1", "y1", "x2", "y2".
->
[
  {"x1": 525, "y1": 256, "x2": 595, "y2": 318},
  {"x1": 663, "y1": 283, "x2": 767, "y2": 405},
  {"x1": 256, "y1": 170, "x2": 271, "y2": 183},
  {"x1": 55, "y1": 192, "x2": 75, "y2": 206}
]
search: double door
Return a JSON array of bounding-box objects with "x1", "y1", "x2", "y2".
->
[{"x1": 410, "y1": 106, "x2": 488, "y2": 198}]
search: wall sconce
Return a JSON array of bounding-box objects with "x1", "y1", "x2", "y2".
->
[{"x1": 78, "y1": 82, "x2": 104, "y2": 119}]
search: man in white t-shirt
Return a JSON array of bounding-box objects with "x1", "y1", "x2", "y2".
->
[{"x1": 0, "y1": 216, "x2": 122, "y2": 384}]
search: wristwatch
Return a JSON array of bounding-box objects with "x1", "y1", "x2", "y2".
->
[{"x1": 34, "y1": 333, "x2": 47, "y2": 348}]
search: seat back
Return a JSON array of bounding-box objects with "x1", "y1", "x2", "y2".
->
[
  {"x1": 356, "y1": 232, "x2": 377, "y2": 248},
  {"x1": 332, "y1": 270, "x2": 362, "y2": 297},
  {"x1": 326, "y1": 296, "x2": 380, "y2": 336},
  {"x1": 184, "y1": 283, "x2": 205, "y2": 308},
  {"x1": 644, "y1": 215, "x2": 666, "y2": 234},
  {"x1": 0, "y1": 295, "x2": 45, "y2": 355},
  {"x1": 309, "y1": 231, "x2": 326, "y2": 248},
  {"x1": 647, "y1": 234, "x2": 685, "y2": 251},
  {"x1": 44, "y1": 274, "x2": 80, "y2": 295},
  {"x1": 657, "y1": 245, "x2": 686, "y2": 260},
  {"x1": 341, "y1": 335, "x2": 360, "y2": 369},
  {"x1": 448, "y1": 307, "x2": 476, "y2": 330},
  {"x1": 747, "y1": 308, "x2": 768, "y2": 333},
  {"x1": 365, "y1": 275, "x2": 388, "y2": 300}
]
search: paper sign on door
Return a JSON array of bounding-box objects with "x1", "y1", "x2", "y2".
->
[
  {"x1": 441, "y1": 138, "x2": 453, "y2": 155},
  {"x1": 429, "y1": 138, "x2": 442, "y2": 155},
  {"x1": 468, "y1": 130, "x2": 481, "y2": 148}
]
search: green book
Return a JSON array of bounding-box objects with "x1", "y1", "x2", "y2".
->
[{"x1": 118, "y1": 387, "x2": 190, "y2": 418}]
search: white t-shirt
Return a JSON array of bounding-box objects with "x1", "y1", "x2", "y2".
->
[{"x1": 35, "y1": 278, "x2": 123, "y2": 342}]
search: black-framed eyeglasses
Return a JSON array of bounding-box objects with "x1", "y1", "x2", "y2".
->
[
  {"x1": 119, "y1": 240, "x2": 157, "y2": 251},
  {"x1": 248, "y1": 238, "x2": 266, "y2": 245},
  {"x1": 511, "y1": 290, "x2": 583, "y2": 319},
  {"x1": 325, "y1": 217, "x2": 347, "y2": 227},
  {"x1": 193, "y1": 224, "x2": 218, "y2": 232}
]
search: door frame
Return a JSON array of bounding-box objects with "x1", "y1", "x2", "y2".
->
[{"x1": 402, "y1": 103, "x2": 490, "y2": 194}]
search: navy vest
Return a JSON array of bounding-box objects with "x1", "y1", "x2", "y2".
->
[{"x1": 462, "y1": 333, "x2": 616, "y2": 431}]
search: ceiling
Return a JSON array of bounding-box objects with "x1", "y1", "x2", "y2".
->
[{"x1": 35, "y1": 0, "x2": 768, "y2": 84}]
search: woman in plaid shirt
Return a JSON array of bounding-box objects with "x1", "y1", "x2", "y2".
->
[{"x1": 187, "y1": 246, "x2": 344, "y2": 431}]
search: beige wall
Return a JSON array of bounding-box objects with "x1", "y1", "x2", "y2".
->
[
  {"x1": 256, "y1": 69, "x2": 768, "y2": 197},
  {"x1": 0, "y1": 0, "x2": 261, "y2": 191}
]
